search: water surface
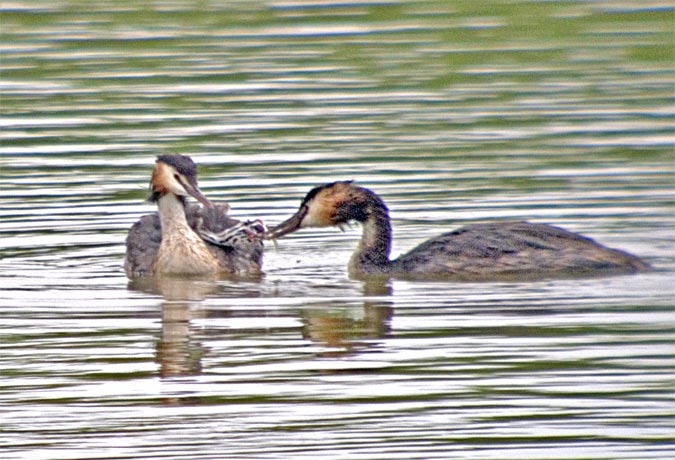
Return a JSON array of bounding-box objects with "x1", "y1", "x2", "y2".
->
[{"x1": 1, "y1": 1, "x2": 673, "y2": 459}]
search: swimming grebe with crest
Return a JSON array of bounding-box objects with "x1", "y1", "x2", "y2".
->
[
  {"x1": 266, "y1": 181, "x2": 649, "y2": 280},
  {"x1": 124, "y1": 155, "x2": 264, "y2": 277}
]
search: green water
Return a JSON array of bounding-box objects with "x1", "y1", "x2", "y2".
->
[{"x1": 1, "y1": 1, "x2": 673, "y2": 459}]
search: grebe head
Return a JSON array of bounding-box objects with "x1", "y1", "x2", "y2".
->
[
  {"x1": 268, "y1": 181, "x2": 371, "y2": 239},
  {"x1": 149, "y1": 154, "x2": 212, "y2": 208}
]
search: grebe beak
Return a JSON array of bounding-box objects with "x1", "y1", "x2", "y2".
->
[
  {"x1": 265, "y1": 206, "x2": 306, "y2": 240},
  {"x1": 183, "y1": 178, "x2": 214, "y2": 209}
]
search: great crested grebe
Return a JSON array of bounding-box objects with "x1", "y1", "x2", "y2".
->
[
  {"x1": 267, "y1": 181, "x2": 649, "y2": 280},
  {"x1": 124, "y1": 155, "x2": 264, "y2": 277}
]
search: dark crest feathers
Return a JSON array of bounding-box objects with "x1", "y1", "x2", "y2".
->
[
  {"x1": 300, "y1": 180, "x2": 354, "y2": 207},
  {"x1": 156, "y1": 154, "x2": 198, "y2": 178}
]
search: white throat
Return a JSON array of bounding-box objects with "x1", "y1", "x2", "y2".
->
[
  {"x1": 153, "y1": 193, "x2": 219, "y2": 276},
  {"x1": 157, "y1": 193, "x2": 192, "y2": 236}
]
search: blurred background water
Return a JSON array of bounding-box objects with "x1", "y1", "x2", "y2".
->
[{"x1": 1, "y1": 1, "x2": 673, "y2": 459}]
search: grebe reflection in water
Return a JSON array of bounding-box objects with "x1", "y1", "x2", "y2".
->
[{"x1": 267, "y1": 181, "x2": 649, "y2": 280}]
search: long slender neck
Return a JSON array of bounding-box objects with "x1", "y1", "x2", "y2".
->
[
  {"x1": 349, "y1": 191, "x2": 393, "y2": 275},
  {"x1": 153, "y1": 193, "x2": 219, "y2": 276},
  {"x1": 157, "y1": 193, "x2": 192, "y2": 237}
]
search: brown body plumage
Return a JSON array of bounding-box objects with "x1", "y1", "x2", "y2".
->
[
  {"x1": 267, "y1": 181, "x2": 649, "y2": 280},
  {"x1": 124, "y1": 155, "x2": 263, "y2": 277}
]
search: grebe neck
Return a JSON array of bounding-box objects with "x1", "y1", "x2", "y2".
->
[
  {"x1": 349, "y1": 190, "x2": 393, "y2": 275},
  {"x1": 154, "y1": 193, "x2": 219, "y2": 275},
  {"x1": 157, "y1": 193, "x2": 193, "y2": 236}
]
